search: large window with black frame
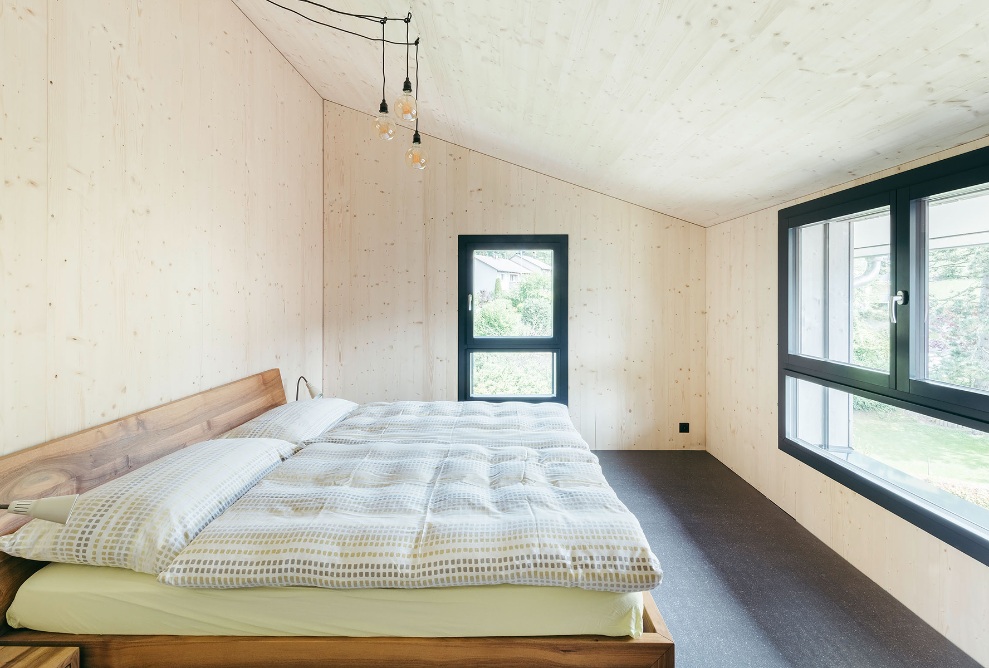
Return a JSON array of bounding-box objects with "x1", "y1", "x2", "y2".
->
[
  {"x1": 458, "y1": 235, "x2": 568, "y2": 404},
  {"x1": 778, "y1": 147, "x2": 989, "y2": 565}
]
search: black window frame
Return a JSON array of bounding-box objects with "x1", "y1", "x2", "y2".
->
[
  {"x1": 778, "y1": 146, "x2": 989, "y2": 566},
  {"x1": 458, "y1": 234, "x2": 568, "y2": 404}
]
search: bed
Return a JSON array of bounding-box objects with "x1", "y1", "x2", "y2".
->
[{"x1": 0, "y1": 369, "x2": 674, "y2": 667}]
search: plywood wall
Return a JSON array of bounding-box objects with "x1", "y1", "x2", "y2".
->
[
  {"x1": 0, "y1": 0, "x2": 323, "y2": 455},
  {"x1": 706, "y1": 136, "x2": 989, "y2": 665},
  {"x1": 324, "y1": 102, "x2": 706, "y2": 450}
]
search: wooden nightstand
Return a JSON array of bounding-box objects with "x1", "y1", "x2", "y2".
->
[{"x1": 0, "y1": 646, "x2": 79, "y2": 668}]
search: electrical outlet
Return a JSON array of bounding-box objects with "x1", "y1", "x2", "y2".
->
[{"x1": 678, "y1": 422, "x2": 689, "y2": 433}]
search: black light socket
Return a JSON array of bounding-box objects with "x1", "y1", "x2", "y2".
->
[
  {"x1": 412, "y1": 130, "x2": 421, "y2": 144},
  {"x1": 402, "y1": 77, "x2": 413, "y2": 93},
  {"x1": 379, "y1": 99, "x2": 389, "y2": 114}
]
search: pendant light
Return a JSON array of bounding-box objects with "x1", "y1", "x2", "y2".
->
[
  {"x1": 373, "y1": 19, "x2": 397, "y2": 140},
  {"x1": 406, "y1": 131, "x2": 427, "y2": 170},
  {"x1": 405, "y1": 40, "x2": 426, "y2": 170},
  {"x1": 264, "y1": 2, "x2": 423, "y2": 167},
  {"x1": 393, "y1": 17, "x2": 417, "y2": 122}
]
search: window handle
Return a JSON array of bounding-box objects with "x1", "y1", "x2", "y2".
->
[
  {"x1": 889, "y1": 290, "x2": 907, "y2": 324},
  {"x1": 468, "y1": 293, "x2": 472, "y2": 312}
]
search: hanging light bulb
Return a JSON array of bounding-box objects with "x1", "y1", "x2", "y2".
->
[
  {"x1": 394, "y1": 17, "x2": 417, "y2": 122},
  {"x1": 394, "y1": 78, "x2": 417, "y2": 122},
  {"x1": 374, "y1": 100, "x2": 396, "y2": 140},
  {"x1": 406, "y1": 130, "x2": 427, "y2": 170},
  {"x1": 372, "y1": 19, "x2": 395, "y2": 140}
]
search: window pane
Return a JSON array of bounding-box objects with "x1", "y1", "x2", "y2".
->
[
  {"x1": 918, "y1": 183, "x2": 989, "y2": 394},
  {"x1": 473, "y1": 250, "x2": 553, "y2": 338},
  {"x1": 792, "y1": 207, "x2": 891, "y2": 372},
  {"x1": 470, "y1": 352, "x2": 555, "y2": 398},
  {"x1": 786, "y1": 377, "x2": 989, "y2": 527}
]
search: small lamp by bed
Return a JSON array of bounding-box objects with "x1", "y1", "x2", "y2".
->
[
  {"x1": 296, "y1": 375, "x2": 323, "y2": 400},
  {"x1": 1, "y1": 494, "x2": 78, "y2": 524}
]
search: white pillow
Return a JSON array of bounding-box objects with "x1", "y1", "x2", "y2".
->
[
  {"x1": 220, "y1": 398, "x2": 357, "y2": 446},
  {"x1": 0, "y1": 438, "x2": 293, "y2": 574}
]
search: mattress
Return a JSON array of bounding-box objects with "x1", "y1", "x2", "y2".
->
[{"x1": 7, "y1": 563, "x2": 645, "y2": 637}]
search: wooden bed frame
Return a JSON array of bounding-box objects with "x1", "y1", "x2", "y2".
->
[{"x1": 0, "y1": 369, "x2": 674, "y2": 667}]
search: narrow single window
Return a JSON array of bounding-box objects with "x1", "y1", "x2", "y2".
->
[{"x1": 458, "y1": 236, "x2": 567, "y2": 403}]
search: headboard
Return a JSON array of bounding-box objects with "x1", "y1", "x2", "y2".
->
[{"x1": 0, "y1": 369, "x2": 286, "y2": 623}]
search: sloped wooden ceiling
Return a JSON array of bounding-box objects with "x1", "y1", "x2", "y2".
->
[{"x1": 233, "y1": 0, "x2": 989, "y2": 226}]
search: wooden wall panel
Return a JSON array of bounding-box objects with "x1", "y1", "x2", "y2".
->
[
  {"x1": 0, "y1": 0, "x2": 48, "y2": 455},
  {"x1": 0, "y1": 0, "x2": 323, "y2": 455},
  {"x1": 705, "y1": 135, "x2": 989, "y2": 665},
  {"x1": 324, "y1": 102, "x2": 705, "y2": 450}
]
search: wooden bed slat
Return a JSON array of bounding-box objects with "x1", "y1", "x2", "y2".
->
[{"x1": 0, "y1": 625, "x2": 673, "y2": 668}]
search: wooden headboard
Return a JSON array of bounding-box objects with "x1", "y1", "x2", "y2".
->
[{"x1": 0, "y1": 369, "x2": 286, "y2": 622}]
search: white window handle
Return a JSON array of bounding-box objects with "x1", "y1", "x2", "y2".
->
[
  {"x1": 468, "y1": 293, "x2": 473, "y2": 311},
  {"x1": 889, "y1": 290, "x2": 906, "y2": 323}
]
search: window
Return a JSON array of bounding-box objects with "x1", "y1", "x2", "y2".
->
[
  {"x1": 779, "y1": 147, "x2": 989, "y2": 565},
  {"x1": 458, "y1": 235, "x2": 568, "y2": 403}
]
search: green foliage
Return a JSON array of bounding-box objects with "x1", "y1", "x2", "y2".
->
[
  {"x1": 511, "y1": 272, "x2": 552, "y2": 336},
  {"x1": 925, "y1": 245, "x2": 989, "y2": 392},
  {"x1": 851, "y1": 244, "x2": 989, "y2": 403},
  {"x1": 474, "y1": 298, "x2": 521, "y2": 337},
  {"x1": 851, "y1": 256, "x2": 891, "y2": 375},
  {"x1": 471, "y1": 352, "x2": 553, "y2": 396},
  {"x1": 471, "y1": 268, "x2": 556, "y2": 394},
  {"x1": 519, "y1": 297, "x2": 552, "y2": 335},
  {"x1": 474, "y1": 272, "x2": 553, "y2": 338},
  {"x1": 511, "y1": 271, "x2": 551, "y2": 306}
]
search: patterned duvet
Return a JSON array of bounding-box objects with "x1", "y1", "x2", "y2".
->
[
  {"x1": 158, "y1": 402, "x2": 663, "y2": 593},
  {"x1": 306, "y1": 400, "x2": 590, "y2": 450}
]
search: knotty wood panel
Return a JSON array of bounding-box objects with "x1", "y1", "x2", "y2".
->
[
  {"x1": 705, "y1": 135, "x2": 989, "y2": 666},
  {"x1": 237, "y1": 0, "x2": 989, "y2": 226},
  {"x1": 324, "y1": 102, "x2": 706, "y2": 450},
  {"x1": 0, "y1": 0, "x2": 322, "y2": 456},
  {"x1": 0, "y1": 0, "x2": 48, "y2": 459}
]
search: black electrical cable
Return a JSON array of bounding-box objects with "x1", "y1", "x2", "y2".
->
[
  {"x1": 380, "y1": 20, "x2": 386, "y2": 106},
  {"x1": 413, "y1": 38, "x2": 420, "y2": 138},
  {"x1": 264, "y1": 0, "x2": 418, "y2": 45},
  {"x1": 287, "y1": 0, "x2": 390, "y2": 23}
]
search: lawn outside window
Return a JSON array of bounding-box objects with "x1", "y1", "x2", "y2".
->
[{"x1": 778, "y1": 147, "x2": 989, "y2": 566}]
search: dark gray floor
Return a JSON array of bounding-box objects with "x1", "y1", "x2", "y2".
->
[{"x1": 597, "y1": 451, "x2": 978, "y2": 668}]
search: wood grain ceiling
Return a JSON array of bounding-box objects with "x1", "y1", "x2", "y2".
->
[{"x1": 233, "y1": 0, "x2": 989, "y2": 226}]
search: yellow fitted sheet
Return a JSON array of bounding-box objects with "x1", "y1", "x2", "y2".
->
[{"x1": 8, "y1": 563, "x2": 644, "y2": 637}]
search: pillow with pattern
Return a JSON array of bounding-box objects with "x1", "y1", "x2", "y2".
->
[
  {"x1": 220, "y1": 398, "x2": 357, "y2": 447},
  {"x1": 0, "y1": 438, "x2": 293, "y2": 574}
]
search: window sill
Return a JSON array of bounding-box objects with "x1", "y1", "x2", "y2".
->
[{"x1": 780, "y1": 436, "x2": 989, "y2": 567}]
